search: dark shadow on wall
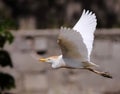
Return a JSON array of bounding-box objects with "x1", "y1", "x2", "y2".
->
[{"x1": 2, "y1": 0, "x2": 120, "y2": 28}]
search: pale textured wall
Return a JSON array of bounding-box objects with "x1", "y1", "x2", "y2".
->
[{"x1": 2, "y1": 29, "x2": 120, "y2": 94}]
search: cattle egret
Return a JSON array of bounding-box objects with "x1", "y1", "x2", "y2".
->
[{"x1": 36, "y1": 10, "x2": 112, "y2": 78}]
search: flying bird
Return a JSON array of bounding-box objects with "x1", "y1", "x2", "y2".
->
[{"x1": 35, "y1": 10, "x2": 112, "y2": 78}]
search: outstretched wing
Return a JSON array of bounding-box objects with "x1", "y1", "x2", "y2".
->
[
  {"x1": 58, "y1": 27, "x2": 88, "y2": 61},
  {"x1": 73, "y1": 10, "x2": 97, "y2": 59}
]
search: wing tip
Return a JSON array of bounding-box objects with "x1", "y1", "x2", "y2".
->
[
  {"x1": 82, "y1": 9, "x2": 96, "y2": 17},
  {"x1": 81, "y1": 9, "x2": 97, "y2": 27},
  {"x1": 60, "y1": 26, "x2": 71, "y2": 31}
]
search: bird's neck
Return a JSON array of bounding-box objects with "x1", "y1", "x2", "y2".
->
[{"x1": 52, "y1": 55, "x2": 66, "y2": 68}]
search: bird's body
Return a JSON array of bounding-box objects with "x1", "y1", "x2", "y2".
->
[
  {"x1": 48, "y1": 55, "x2": 97, "y2": 69},
  {"x1": 36, "y1": 10, "x2": 112, "y2": 78},
  {"x1": 45, "y1": 55, "x2": 83, "y2": 69}
]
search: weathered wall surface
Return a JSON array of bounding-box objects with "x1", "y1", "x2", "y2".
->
[{"x1": 2, "y1": 29, "x2": 120, "y2": 94}]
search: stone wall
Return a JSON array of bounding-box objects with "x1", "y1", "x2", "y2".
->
[{"x1": 2, "y1": 29, "x2": 120, "y2": 94}]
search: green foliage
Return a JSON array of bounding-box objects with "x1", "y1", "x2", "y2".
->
[
  {"x1": 0, "y1": 17, "x2": 14, "y2": 48},
  {"x1": 0, "y1": 10, "x2": 15, "y2": 94},
  {"x1": 0, "y1": 17, "x2": 14, "y2": 31},
  {"x1": 0, "y1": 50, "x2": 13, "y2": 67},
  {"x1": 0, "y1": 73, "x2": 15, "y2": 91},
  {"x1": 0, "y1": 31, "x2": 14, "y2": 48}
]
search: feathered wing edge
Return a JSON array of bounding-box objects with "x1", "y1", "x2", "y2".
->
[
  {"x1": 58, "y1": 27, "x2": 99, "y2": 68},
  {"x1": 73, "y1": 9, "x2": 97, "y2": 60}
]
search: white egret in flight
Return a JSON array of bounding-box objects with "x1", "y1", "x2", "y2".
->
[{"x1": 35, "y1": 10, "x2": 112, "y2": 78}]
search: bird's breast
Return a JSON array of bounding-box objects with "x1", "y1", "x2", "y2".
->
[{"x1": 63, "y1": 58, "x2": 84, "y2": 69}]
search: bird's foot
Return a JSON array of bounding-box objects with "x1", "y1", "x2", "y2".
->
[
  {"x1": 100, "y1": 72, "x2": 112, "y2": 79},
  {"x1": 85, "y1": 67, "x2": 113, "y2": 79}
]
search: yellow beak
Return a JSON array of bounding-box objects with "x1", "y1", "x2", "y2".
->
[{"x1": 39, "y1": 58, "x2": 47, "y2": 62}]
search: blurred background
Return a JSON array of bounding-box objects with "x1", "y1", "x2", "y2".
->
[{"x1": 0, "y1": 0, "x2": 120, "y2": 94}]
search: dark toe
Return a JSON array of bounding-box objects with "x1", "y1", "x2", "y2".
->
[{"x1": 101, "y1": 72, "x2": 112, "y2": 79}]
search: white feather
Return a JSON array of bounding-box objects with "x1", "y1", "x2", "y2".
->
[{"x1": 73, "y1": 9, "x2": 97, "y2": 60}]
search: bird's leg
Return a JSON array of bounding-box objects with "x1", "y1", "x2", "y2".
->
[{"x1": 84, "y1": 67, "x2": 112, "y2": 79}]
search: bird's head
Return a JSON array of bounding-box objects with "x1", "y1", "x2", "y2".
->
[
  {"x1": 39, "y1": 56, "x2": 60, "y2": 64},
  {"x1": 39, "y1": 55, "x2": 63, "y2": 68}
]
